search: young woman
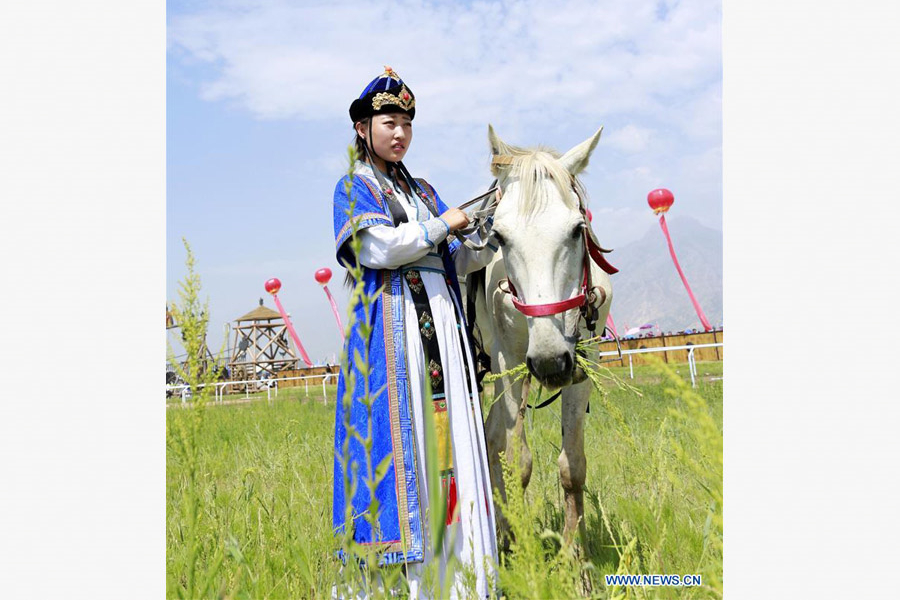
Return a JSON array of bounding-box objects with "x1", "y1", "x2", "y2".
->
[{"x1": 332, "y1": 67, "x2": 499, "y2": 598}]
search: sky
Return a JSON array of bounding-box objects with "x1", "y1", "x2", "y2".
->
[{"x1": 166, "y1": 0, "x2": 722, "y2": 363}]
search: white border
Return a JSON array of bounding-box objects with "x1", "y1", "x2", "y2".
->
[
  {"x1": 0, "y1": 1, "x2": 163, "y2": 597},
  {"x1": 725, "y1": 1, "x2": 900, "y2": 596}
]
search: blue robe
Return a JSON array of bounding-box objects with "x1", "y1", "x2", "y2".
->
[{"x1": 331, "y1": 172, "x2": 468, "y2": 565}]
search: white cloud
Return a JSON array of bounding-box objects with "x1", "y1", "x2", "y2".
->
[{"x1": 168, "y1": 0, "x2": 721, "y2": 140}]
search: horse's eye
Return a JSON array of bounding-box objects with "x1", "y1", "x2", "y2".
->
[{"x1": 571, "y1": 224, "x2": 585, "y2": 239}]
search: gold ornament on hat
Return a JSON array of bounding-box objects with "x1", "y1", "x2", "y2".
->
[
  {"x1": 371, "y1": 84, "x2": 415, "y2": 111},
  {"x1": 382, "y1": 65, "x2": 401, "y2": 81}
]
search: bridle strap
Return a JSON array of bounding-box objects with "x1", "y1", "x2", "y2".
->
[
  {"x1": 585, "y1": 223, "x2": 618, "y2": 275},
  {"x1": 506, "y1": 276, "x2": 587, "y2": 317}
]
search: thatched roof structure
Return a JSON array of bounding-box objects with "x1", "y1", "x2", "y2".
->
[
  {"x1": 228, "y1": 298, "x2": 300, "y2": 379},
  {"x1": 235, "y1": 303, "x2": 282, "y2": 322}
]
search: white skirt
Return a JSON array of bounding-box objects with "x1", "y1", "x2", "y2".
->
[{"x1": 402, "y1": 268, "x2": 498, "y2": 599}]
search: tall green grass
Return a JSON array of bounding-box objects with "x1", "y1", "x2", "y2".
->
[
  {"x1": 168, "y1": 398, "x2": 341, "y2": 597},
  {"x1": 167, "y1": 239, "x2": 230, "y2": 599},
  {"x1": 167, "y1": 365, "x2": 722, "y2": 598}
]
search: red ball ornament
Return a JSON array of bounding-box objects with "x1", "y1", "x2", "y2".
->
[
  {"x1": 431, "y1": 370, "x2": 440, "y2": 378},
  {"x1": 315, "y1": 268, "x2": 332, "y2": 285},
  {"x1": 648, "y1": 188, "x2": 675, "y2": 214},
  {"x1": 585, "y1": 209, "x2": 593, "y2": 223},
  {"x1": 265, "y1": 278, "x2": 282, "y2": 295}
]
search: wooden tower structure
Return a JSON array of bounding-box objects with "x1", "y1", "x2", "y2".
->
[{"x1": 228, "y1": 299, "x2": 301, "y2": 380}]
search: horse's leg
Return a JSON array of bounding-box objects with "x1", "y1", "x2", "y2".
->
[
  {"x1": 559, "y1": 379, "x2": 591, "y2": 542},
  {"x1": 484, "y1": 370, "x2": 531, "y2": 551},
  {"x1": 484, "y1": 389, "x2": 512, "y2": 549},
  {"x1": 510, "y1": 377, "x2": 533, "y2": 492}
]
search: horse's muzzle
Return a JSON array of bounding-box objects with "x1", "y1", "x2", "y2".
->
[{"x1": 526, "y1": 351, "x2": 574, "y2": 388}]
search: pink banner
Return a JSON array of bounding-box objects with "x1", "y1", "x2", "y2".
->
[
  {"x1": 658, "y1": 215, "x2": 712, "y2": 332},
  {"x1": 271, "y1": 294, "x2": 314, "y2": 367},
  {"x1": 323, "y1": 285, "x2": 345, "y2": 343}
]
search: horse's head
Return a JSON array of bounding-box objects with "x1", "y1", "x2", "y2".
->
[{"x1": 488, "y1": 125, "x2": 603, "y2": 388}]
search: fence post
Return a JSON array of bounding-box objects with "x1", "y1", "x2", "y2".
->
[
  {"x1": 688, "y1": 348, "x2": 697, "y2": 387},
  {"x1": 629, "y1": 354, "x2": 634, "y2": 379}
]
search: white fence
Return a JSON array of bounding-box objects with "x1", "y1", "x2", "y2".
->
[
  {"x1": 166, "y1": 342, "x2": 724, "y2": 404},
  {"x1": 596, "y1": 342, "x2": 724, "y2": 387},
  {"x1": 166, "y1": 373, "x2": 337, "y2": 405}
]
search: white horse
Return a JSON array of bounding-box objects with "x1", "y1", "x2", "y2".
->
[{"x1": 469, "y1": 125, "x2": 614, "y2": 545}]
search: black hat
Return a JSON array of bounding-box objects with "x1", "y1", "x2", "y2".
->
[{"x1": 349, "y1": 66, "x2": 416, "y2": 122}]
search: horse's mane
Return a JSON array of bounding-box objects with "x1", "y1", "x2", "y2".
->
[{"x1": 493, "y1": 143, "x2": 588, "y2": 218}]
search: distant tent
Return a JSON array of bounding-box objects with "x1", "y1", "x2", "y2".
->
[{"x1": 625, "y1": 323, "x2": 655, "y2": 336}]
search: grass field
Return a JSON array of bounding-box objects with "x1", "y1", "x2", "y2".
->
[{"x1": 166, "y1": 361, "x2": 723, "y2": 599}]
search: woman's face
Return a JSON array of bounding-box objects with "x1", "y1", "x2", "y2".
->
[{"x1": 360, "y1": 112, "x2": 413, "y2": 165}]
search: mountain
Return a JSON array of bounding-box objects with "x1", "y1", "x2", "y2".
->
[{"x1": 604, "y1": 216, "x2": 722, "y2": 333}]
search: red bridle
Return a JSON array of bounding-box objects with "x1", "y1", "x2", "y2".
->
[
  {"x1": 503, "y1": 269, "x2": 589, "y2": 317},
  {"x1": 501, "y1": 212, "x2": 618, "y2": 319}
]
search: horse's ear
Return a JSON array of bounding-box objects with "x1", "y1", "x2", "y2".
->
[
  {"x1": 488, "y1": 124, "x2": 510, "y2": 156},
  {"x1": 488, "y1": 124, "x2": 513, "y2": 176},
  {"x1": 560, "y1": 127, "x2": 603, "y2": 176}
]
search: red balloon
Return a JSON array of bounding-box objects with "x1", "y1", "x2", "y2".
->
[
  {"x1": 264, "y1": 278, "x2": 282, "y2": 295},
  {"x1": 585, "y1": 208, "x2": 593, "y2": 223},
  {"x1": 648, "y1": 188, "x2": 675, "y2": 214},
  {"x1": 315, "y1": 267, "x2": 333, "y2": 285}
]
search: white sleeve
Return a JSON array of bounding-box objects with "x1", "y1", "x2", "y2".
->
[{"x1": 357, "y1": 218, "x2": 451, "y2": 270}]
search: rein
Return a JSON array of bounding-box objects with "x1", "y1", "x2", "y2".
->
[{"x1": 454, "y1": 185, "x2": 501, "y2": 251}]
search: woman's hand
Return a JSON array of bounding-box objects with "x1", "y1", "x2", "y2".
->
[{"x1": 440, "y1": 208, "x2": 470, "y2": 232}]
